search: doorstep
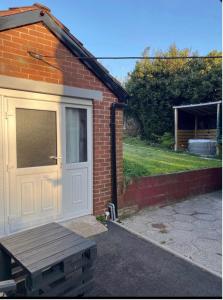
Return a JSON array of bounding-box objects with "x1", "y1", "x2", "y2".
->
[{"x1": 59, "y1": 215, "x2": 107, "y2": 237}]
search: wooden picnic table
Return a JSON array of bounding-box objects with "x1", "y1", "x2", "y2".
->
[{"x1": 0, "y1": 222, "x2": 97, "y2": 296}]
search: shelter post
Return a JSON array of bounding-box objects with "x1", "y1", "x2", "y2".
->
[
  {"x1": 174, "y1": 108, "x2": 178, "y2": 151},
  {"x1": 216, "y1": 103, "x2": 221, "y2": 156},
  {"x1": 194, "y1": 115, "x2": 198, "y2": 138}
]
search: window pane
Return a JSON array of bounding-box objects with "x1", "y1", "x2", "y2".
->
[
  {"x1": 16, "y1": 109, "x2": 57, "y2": 168},
  {"x1": 66, "y1": 108, "x2": 87, "y2": 163}
]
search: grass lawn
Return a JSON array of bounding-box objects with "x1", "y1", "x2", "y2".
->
[{"x1": 124, "y1": 136, "x2": 222, "y2": 183}]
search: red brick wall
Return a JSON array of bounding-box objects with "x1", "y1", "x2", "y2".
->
[
  {"x1": 120, "y1": 168, "x2": 222, "y2": 209},
  {"x1": 0, "y1": 21, "x2": 124, "y2": 216}
]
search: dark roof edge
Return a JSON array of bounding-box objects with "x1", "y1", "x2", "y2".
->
[{"x1": 0, "y1": 9, "x2": 129, "y2": 102}]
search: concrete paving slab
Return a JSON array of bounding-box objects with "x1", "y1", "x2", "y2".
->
[
  {"x1": 121, "y1": 191, "x2": 222, "y2": 276},
  {"x1": 60, "y1": 215, "x2": 107, "y2": 237}
]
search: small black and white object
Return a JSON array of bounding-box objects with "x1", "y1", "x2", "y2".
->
[{"x1": 108, "y1": 203, "x2": 116, "y2": 221}]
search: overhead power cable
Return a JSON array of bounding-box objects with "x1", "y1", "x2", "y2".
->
[{"x1": 28, "y1": 51, "x2": 222, "y2": 60}]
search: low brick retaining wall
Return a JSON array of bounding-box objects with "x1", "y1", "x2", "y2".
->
[{"x1": 120, "y1": 168, "x2": 222, "y2": 209}]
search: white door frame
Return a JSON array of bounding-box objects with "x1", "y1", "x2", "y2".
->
[{"x1": 0, "y1": 88, "x2": 93, "y2": 236}]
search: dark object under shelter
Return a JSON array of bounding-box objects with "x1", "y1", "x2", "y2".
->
[{"x1": 173, "y1": 101, "x2": 222, "y2": 155}]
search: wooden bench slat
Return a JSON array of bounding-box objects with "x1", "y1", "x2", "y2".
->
[
  {"x1": 6, "y1": 227, "x2": 73, "y2": 256},
  {"x1": 0, "y1": 223, "x2": 59, "y2": 245},
  {"x1": 0, "y1": 280, "x2": 16, "y2": 293},
  {"x1": 28, "y1": 241, "x2": 96, "y2": 274},
  {"x1": 0, "y1": 222, "x2": 96, "y2": 296},
  {"x1": 44, "y1": 269, "x2": 94, "y2": 297},
  {"x1": 62, "y1": 279, "x2": 94, "y2": 297},
  {"x1": 17, "y1": 234, "x2": 84, "y2": 265}
]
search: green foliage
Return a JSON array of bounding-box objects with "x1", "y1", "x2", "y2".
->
[
  {"x1": 96, "y1": 215, "x2": 106, "y2": 223},
  {"x1": 159, "y1": 132, "x2": 174, "y2": 149},
  {"x1": 125, "y1": 45, "x2": 222, "y2": 142},
  {"x1": 123, "y1": 135, "x2": 149, "y2": 146},
  {"x1": 123, "y1": 136, "x2": 222, "y2": 184},
  {"x1": 123, "y1": 157, "x2": 150, "y2": 185}
]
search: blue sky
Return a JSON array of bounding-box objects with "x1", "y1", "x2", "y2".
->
[{"x1": 1, "y1": 0, "x2": 221, "y2": 80}]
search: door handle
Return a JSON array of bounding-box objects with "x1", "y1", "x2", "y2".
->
[
  {"x1": 49, "y1": 156, "x2": 62, "y2": 169},
  {"x1": 49, "y1": 156, "x2": 62, "y2": 160}
]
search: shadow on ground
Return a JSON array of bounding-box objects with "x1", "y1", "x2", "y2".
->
[{"x1": 86, "y1": 222, "x2": 221, "y2": 298}]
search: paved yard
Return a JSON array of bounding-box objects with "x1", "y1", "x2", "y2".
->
[
  {"x1": 87, "y1": 222, "x2": 221, "y2": 297},
  {"x1": 121, "y1": 191, "x2": 222, "y2": 276}
]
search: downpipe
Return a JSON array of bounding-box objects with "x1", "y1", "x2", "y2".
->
[{"x1": 110, "y1": 102, "x2": 127, "y2": 219}]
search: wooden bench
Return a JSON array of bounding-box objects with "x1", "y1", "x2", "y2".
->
[{"x1": 0, "y1": 222, "x2": 97, "y2": 297}]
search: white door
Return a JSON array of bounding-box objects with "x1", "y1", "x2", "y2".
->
[
  {"x1": 7, "y1": 98, "x2": 62, "y2": 232},
  {"x1": 62, "y1": 104, "x2": 92, "y2": 218}
]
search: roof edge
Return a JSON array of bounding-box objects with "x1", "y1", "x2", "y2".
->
[
  {"x1": 0, "y1": 8, "x2": 129, "y2": 102},
  {"x1": 173, "y1": 101, "x2": 222, "y2": 109}
]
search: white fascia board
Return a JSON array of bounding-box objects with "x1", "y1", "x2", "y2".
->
[{"x1": 0, "y1": 75, "x2": 103, "y2": 101}]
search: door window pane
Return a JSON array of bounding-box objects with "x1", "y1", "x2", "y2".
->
[
  {"x1": 66, "y1": 108, "x2": 87, "y2": 163},
  {"x1": 16, "y1": 109, "x2": 57, "y2": 168}
]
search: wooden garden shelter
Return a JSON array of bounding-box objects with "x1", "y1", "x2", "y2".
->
[{"x1": 173, "y1": 101, "x2": 222, "y2": 152}]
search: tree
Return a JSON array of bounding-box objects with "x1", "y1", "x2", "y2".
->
[{"x1": 125, "y1": 45, "x2": 222, "y2": 142}]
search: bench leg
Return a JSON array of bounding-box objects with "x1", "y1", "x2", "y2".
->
[{"x1": 0, "y1": 249, "x2": 11, "y2": 280}]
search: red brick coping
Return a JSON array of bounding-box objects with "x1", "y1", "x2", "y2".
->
[{"x1": 120, "y1": 168, "x2": 222, "y2": 209}]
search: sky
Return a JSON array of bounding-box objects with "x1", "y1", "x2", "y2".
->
[{"x1": 0, "y1": 0, "x2": 221, "y2": 81}]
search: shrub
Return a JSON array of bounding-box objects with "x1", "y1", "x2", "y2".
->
[
  {"x1": 123, "y1": 116, "x2": 141, "y2": 137},
  {"x1": 159, "y1": 132, "x2": 174, "y2": 149},
  {"x1": 123, "y1": 157, "x2": 150, "y2": 185}
]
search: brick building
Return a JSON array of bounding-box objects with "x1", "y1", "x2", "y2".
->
[{"x1": 0, "y1": 3, "x2": 128, "y2": 236}]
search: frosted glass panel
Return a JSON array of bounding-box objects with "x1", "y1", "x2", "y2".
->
[
  {"x1": 16, "y1": 109, "x2": 57, "y2": 168},
  {"x1": 66, "y1": 108, "x2": 87, "y2": 163}
]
